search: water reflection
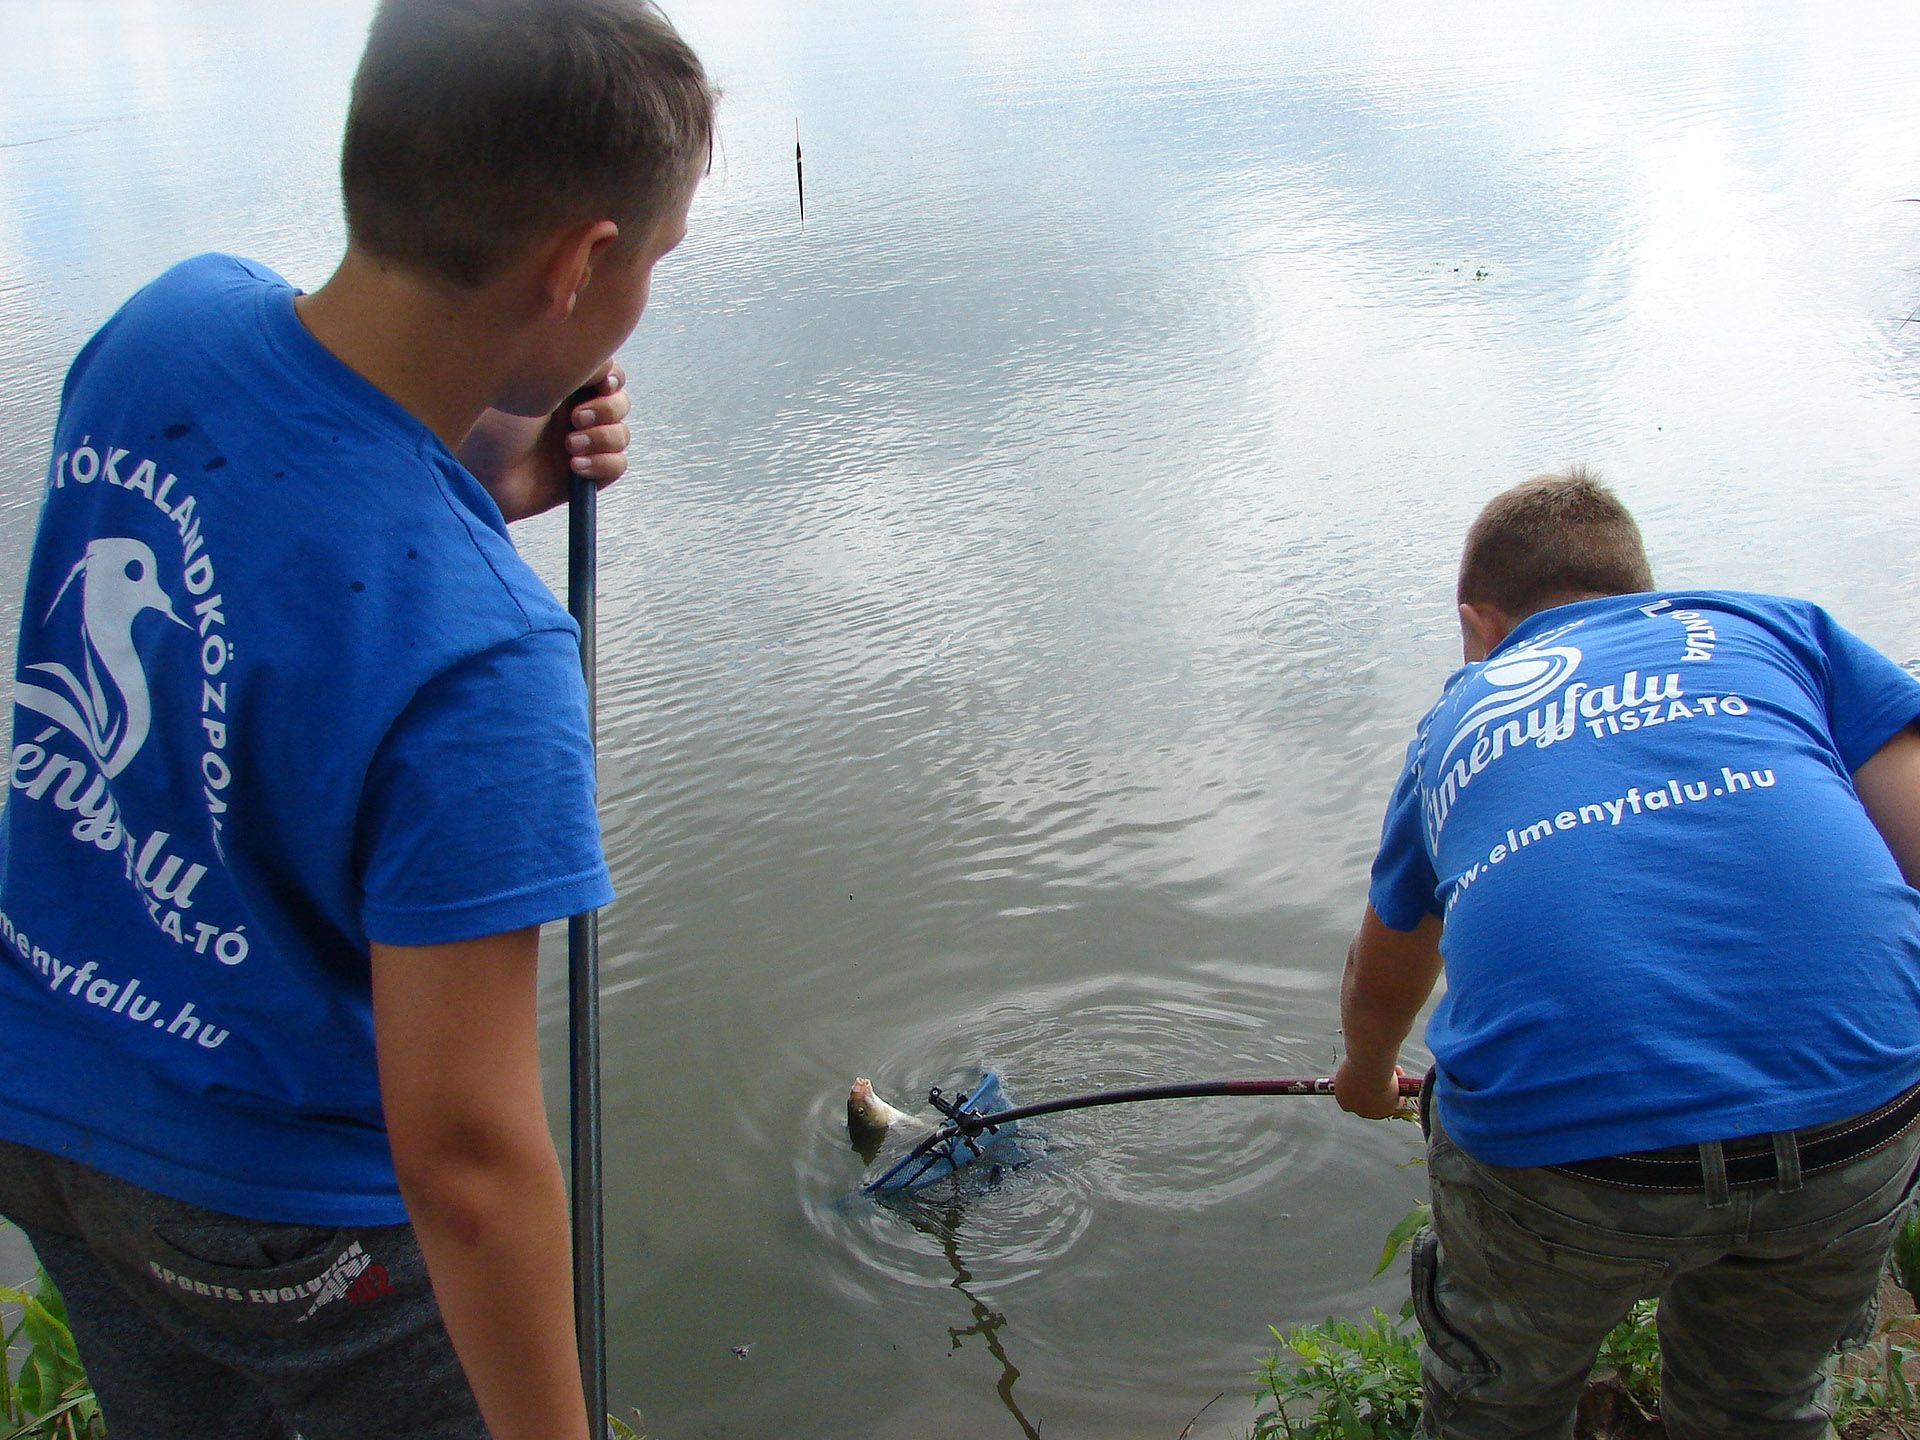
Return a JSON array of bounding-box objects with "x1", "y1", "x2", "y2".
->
[{"x1": 920, "y1": 1199, "x2": 1044, "y2": 1440}]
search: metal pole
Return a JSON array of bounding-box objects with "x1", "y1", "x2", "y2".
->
[{"x1": 567, "y1": 474, "x2": 607, "y2": 1436}]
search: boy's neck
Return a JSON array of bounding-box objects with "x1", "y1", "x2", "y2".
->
[{"x1": 293, "y1": 248, "x2": 525, "y2": 451}]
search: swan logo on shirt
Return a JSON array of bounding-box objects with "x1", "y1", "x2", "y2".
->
[
  {"x1": 1420, "y1": 616, "x2": 1691, "y2": 848},
  {"x1": 1423, "y1": 637, "x2": 1590, "y2": 848},
  {"x1": 17, "y1": 537, "x2": 188, "y2": 777},
  {"x1": 1435, "y1": 642, "x2": 1585, "y2": 772},
  {"x1": 13, "y1": 432, "x2": 253, "y2": 968}
]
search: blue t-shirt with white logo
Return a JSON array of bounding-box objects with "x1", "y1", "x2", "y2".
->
[
  {"x1": 0, "y1": 255, "x2": 614, "y2": 1224},
  {"x1": 1369, "y1": 592, "x2": 1920, "y2": 1167}
]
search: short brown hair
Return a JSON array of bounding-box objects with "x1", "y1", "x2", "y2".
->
[
  {"x1": 342, "y1": 0, "x2": 716, "y2": 287},
  {"x1": 1457, "y1": 466, "x2": 1655, "y2": 617}
]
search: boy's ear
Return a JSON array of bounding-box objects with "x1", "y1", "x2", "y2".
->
[
  {"x1": 1458, "y1": 601, "x2": 1511, "y2": 663},
  {"x1": 536, "y1": 219, "x2": 622, "y2": 320}
]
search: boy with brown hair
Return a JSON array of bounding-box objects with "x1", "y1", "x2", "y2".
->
[
  {"x1": 0, "y1": 3, "x2": 714, "y2": 1437},
  {"x1": 1336, "y1": 470, "x2": 1920, "y2": 1437}
]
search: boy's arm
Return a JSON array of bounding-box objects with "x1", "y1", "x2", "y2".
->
[
  {"x1": 1334, "y1": 905, "x2": 1444, "y2": 1119},
  {"x1": 458, "y1": 365, "x2": 633, "y2": 522},
  {"x1": 1854, "y1": 724, "x2": 1920, "y2": 888},
  {"x1": 372, "y1": 928, "x2": 590, "y2": 1440}
]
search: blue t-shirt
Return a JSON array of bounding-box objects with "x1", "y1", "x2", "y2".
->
[
  {"x1": 1368, "y1": 592, "x2": 1920, "y2": 1167},
  {"x1": 0, "y1": 255, "x2": 615, "y2": 1224}
]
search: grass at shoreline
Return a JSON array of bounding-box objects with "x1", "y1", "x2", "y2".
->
[
  {"x1": 1250, "y1": 1204, "x2": 1920, "y2": 1440},
  {"x1": 8, "y1": 1206, "x2": 1919, "y2": 1440},
  {"x1": 2, "y1": 1256, "x2": 102, "y2": 1440}
]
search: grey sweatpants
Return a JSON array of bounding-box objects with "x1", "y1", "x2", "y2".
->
[
  {"x1": 0, "y1": 1138, "x2": 486, "y2": 1440},
  {"x1": 1414, "y1": 1098, "x2": 1920, "y2": 1440}
]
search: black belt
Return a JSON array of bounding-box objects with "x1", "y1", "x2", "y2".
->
[{"x1": 1548, "y1": 1079, "x2": 1920, "y2": 1193}]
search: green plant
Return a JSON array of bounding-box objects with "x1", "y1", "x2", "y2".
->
[
  {"x1": 1827, "y1": 1328, "x2": 1920, "y2": 1436},
  {"x1": 1251, "y1": 1309, "x2": 1421, "y2": 1440},
  {"x1": 1888, "y1": 1203, "x2": 1920, "y2": 1306},
  {"x1": 1258, "y1": 1198, "x2": 1920, "y2": 1440},
  {"x1": 1831, "y1": 1330, "x2": 1919, "y2": 1435},
  {"x1": 1373, "y1": 1202, "x2": 1429, "y2": 1279},
  {"x1": 1, "y1": 1265, "x2": 103, "y2": 1440},
  {"x1": 1593, "y1": 1298, "x2": 1661, "y2": 1409}
]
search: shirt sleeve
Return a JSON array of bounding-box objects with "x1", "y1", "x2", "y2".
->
[
  {"x1": 1367, "y1": 734, "x2": 1442, "y2": 931},
  {"x1": 1808, "y1": 607, "x2": 1920, "y2": 772},
  {"x1": 355, "y1": 627, "x2": 614, "y2": 945}
]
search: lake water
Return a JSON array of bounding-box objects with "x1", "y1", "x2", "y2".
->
[{"x1": 3, "y1": 2, "x2": 1919, "y2": 1435}]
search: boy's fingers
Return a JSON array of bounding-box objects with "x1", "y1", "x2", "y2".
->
[
  {"x1": 564, "y1": 366, "x2": 630, "y2": 477},
  {"x1": 571, "y1": 387, "x2": 630, "y2": 431},
  {"x1": 565, "y1": 421, "x2": 630, "y2": 457},
  {"x1": 568, "y1": 448, "x2": 630, "y2": 480}
]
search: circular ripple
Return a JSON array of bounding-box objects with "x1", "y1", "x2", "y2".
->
[{"x1": 798, "y1": 962, "x2": 1361, "y2": 1300}]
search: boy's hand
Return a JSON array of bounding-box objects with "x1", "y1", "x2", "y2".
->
[
  {"x1": 1334, "y1": 1060, "x2": 1412, "y2": 1120},
  {"x1": 458, "y1": 366, "x2": 631, "y2": 523}
]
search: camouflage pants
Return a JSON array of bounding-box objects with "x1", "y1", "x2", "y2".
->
[{"x1": 1414, "y1": 1097, "x2": 1920, "y2": 1440}]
